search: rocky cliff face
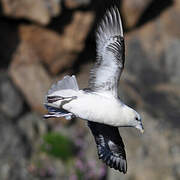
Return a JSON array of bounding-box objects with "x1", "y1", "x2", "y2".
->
[{"x1": 0, "y1": 0, "x2": 179, "y2": 179}]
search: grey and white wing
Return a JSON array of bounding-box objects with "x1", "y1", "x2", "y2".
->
[{"x1": 88, "y1": 7, "x2": 125, "y2": 97}]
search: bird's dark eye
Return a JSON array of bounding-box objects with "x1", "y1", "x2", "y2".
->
[{"x1": 135, "y1": 117, "x2": 139, "y2": 121}]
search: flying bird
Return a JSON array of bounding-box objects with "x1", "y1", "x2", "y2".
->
[{"x1": 44, "y1": 7, "x2": 144, "y2": 174}]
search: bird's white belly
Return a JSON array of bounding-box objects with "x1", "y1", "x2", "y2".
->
[{"x1": 62, "y1": 92, "x2": 122, "y2": 126}]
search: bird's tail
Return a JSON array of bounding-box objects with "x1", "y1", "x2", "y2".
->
[
  {"x1": 44, "y1": 75, "x2": 79, "y2": 119},
  {"x1": 47, "y1": 75, "x2": 79, "y2": 95}
]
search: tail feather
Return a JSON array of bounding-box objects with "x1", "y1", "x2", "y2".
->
[
  {"x1": 44, "y1": 75, "x2": 79, "y2": 119},
  {"x1": 48, "y1": 75, "x2": 79, "y2": 95},
  {"x1": 44, "y1": 104, "x2": 74, "y2": 120}
]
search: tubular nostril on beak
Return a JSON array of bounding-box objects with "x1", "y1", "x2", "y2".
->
[
  {"x1": 135, "y1": 122, "x2": 144, "y2": 134},
  {"x1": 140, "y1": 127, "x2": 144, "y2": 134},
  {"x1": 140, "y1": 122, "x2": 144, "y2": 133}
]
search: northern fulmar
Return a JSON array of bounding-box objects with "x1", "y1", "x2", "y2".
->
[{"x1": 44, "y1": 6, "x2": 144, "y2": 174}]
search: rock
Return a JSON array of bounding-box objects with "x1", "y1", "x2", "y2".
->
[
  {"x1": 160, "y1": 0, "x2": 180, "y2": 37},
  {"x1": 0, "y1": 114, "x2": 33, "y2": 180},
  {"x1": 125, "y1": 0, "x2": 180, "y2": 86},
  {"x1": 9, "y1": 42, "x2": 52, "y2": 114},
  {"x1": 75, "y1": 62, "x2": 92, "y2": 89},
  {"x1": 19, "y1": 25, "x2": 64, "y2": 66},
  {"x1": 49, "y1": 10, "x2": 94, "y2": 74},
  {"x1": 125, "y1": 32, "x2": 167, "y2": 87},
  {"x1": 121, "y1": 0, "x2": 153, "y2": 28},
  {"x1": 19, "y1": 10, "x2": 94, "y2": 74},
  {"x1": 65, "y1": 0, "x2": 91, "y2": 9},
  {"x1": 0, "y1": 19, "x2": 19, "y2": 68},
  {"x1": 1, "y1": 0, "x2": 61, "y2": 25},
  {"x1": 18, "y1": 112, "x2": 47, "y2": 144},
  {"x1": 164, "y1": 39, "x2": 180, "y2": 84},
  {"x1": 0, "y1": 72, "x2": 23, "y2": 118}
]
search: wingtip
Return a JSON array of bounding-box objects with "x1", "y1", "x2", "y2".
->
[
  {"x1": 97, "y1": 6, "x2": 124, "y2": 39},
  {"x1": 97, "y1": 145, "x2": 127, "y2": 173},
  {"x1": 111, "y1": 6, "x2": 123, "y2": 37}
]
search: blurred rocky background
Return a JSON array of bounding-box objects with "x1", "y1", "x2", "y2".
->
[{"x1": 0, "y1": 0, "x2": 179, "y2": 179}]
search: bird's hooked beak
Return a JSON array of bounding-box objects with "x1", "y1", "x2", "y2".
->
[{"x1": 135, "y1": 122, "x2": 144, "y2": 134}]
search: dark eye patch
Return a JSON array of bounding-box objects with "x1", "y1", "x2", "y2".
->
[{"x1": 135, "y1": 117, "x2": 139, "y2": 121}]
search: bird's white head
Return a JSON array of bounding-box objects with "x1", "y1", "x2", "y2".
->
[{"x1": 121, "y1": 105, "x2": 144, "y2": 133}]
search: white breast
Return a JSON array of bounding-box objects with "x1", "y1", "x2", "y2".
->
[{"x1": 62, "y1": 92, "x2": 127, "y2": 127}]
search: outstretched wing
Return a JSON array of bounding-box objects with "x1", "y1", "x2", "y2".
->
[
  {"x1": 88, "y1": 121, "x2": 127, "y2": 173},
  {"x1": 88, "y1": 7, "x2": 125, "y2": 97}
]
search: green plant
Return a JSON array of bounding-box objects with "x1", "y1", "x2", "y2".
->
[{"x1": 41, "y1": 132, "x2": 74, "y2": 162}]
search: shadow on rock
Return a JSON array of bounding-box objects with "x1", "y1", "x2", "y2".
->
[{"x1": 136, "y1": 0, "x2": 174, "y2": 28}]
